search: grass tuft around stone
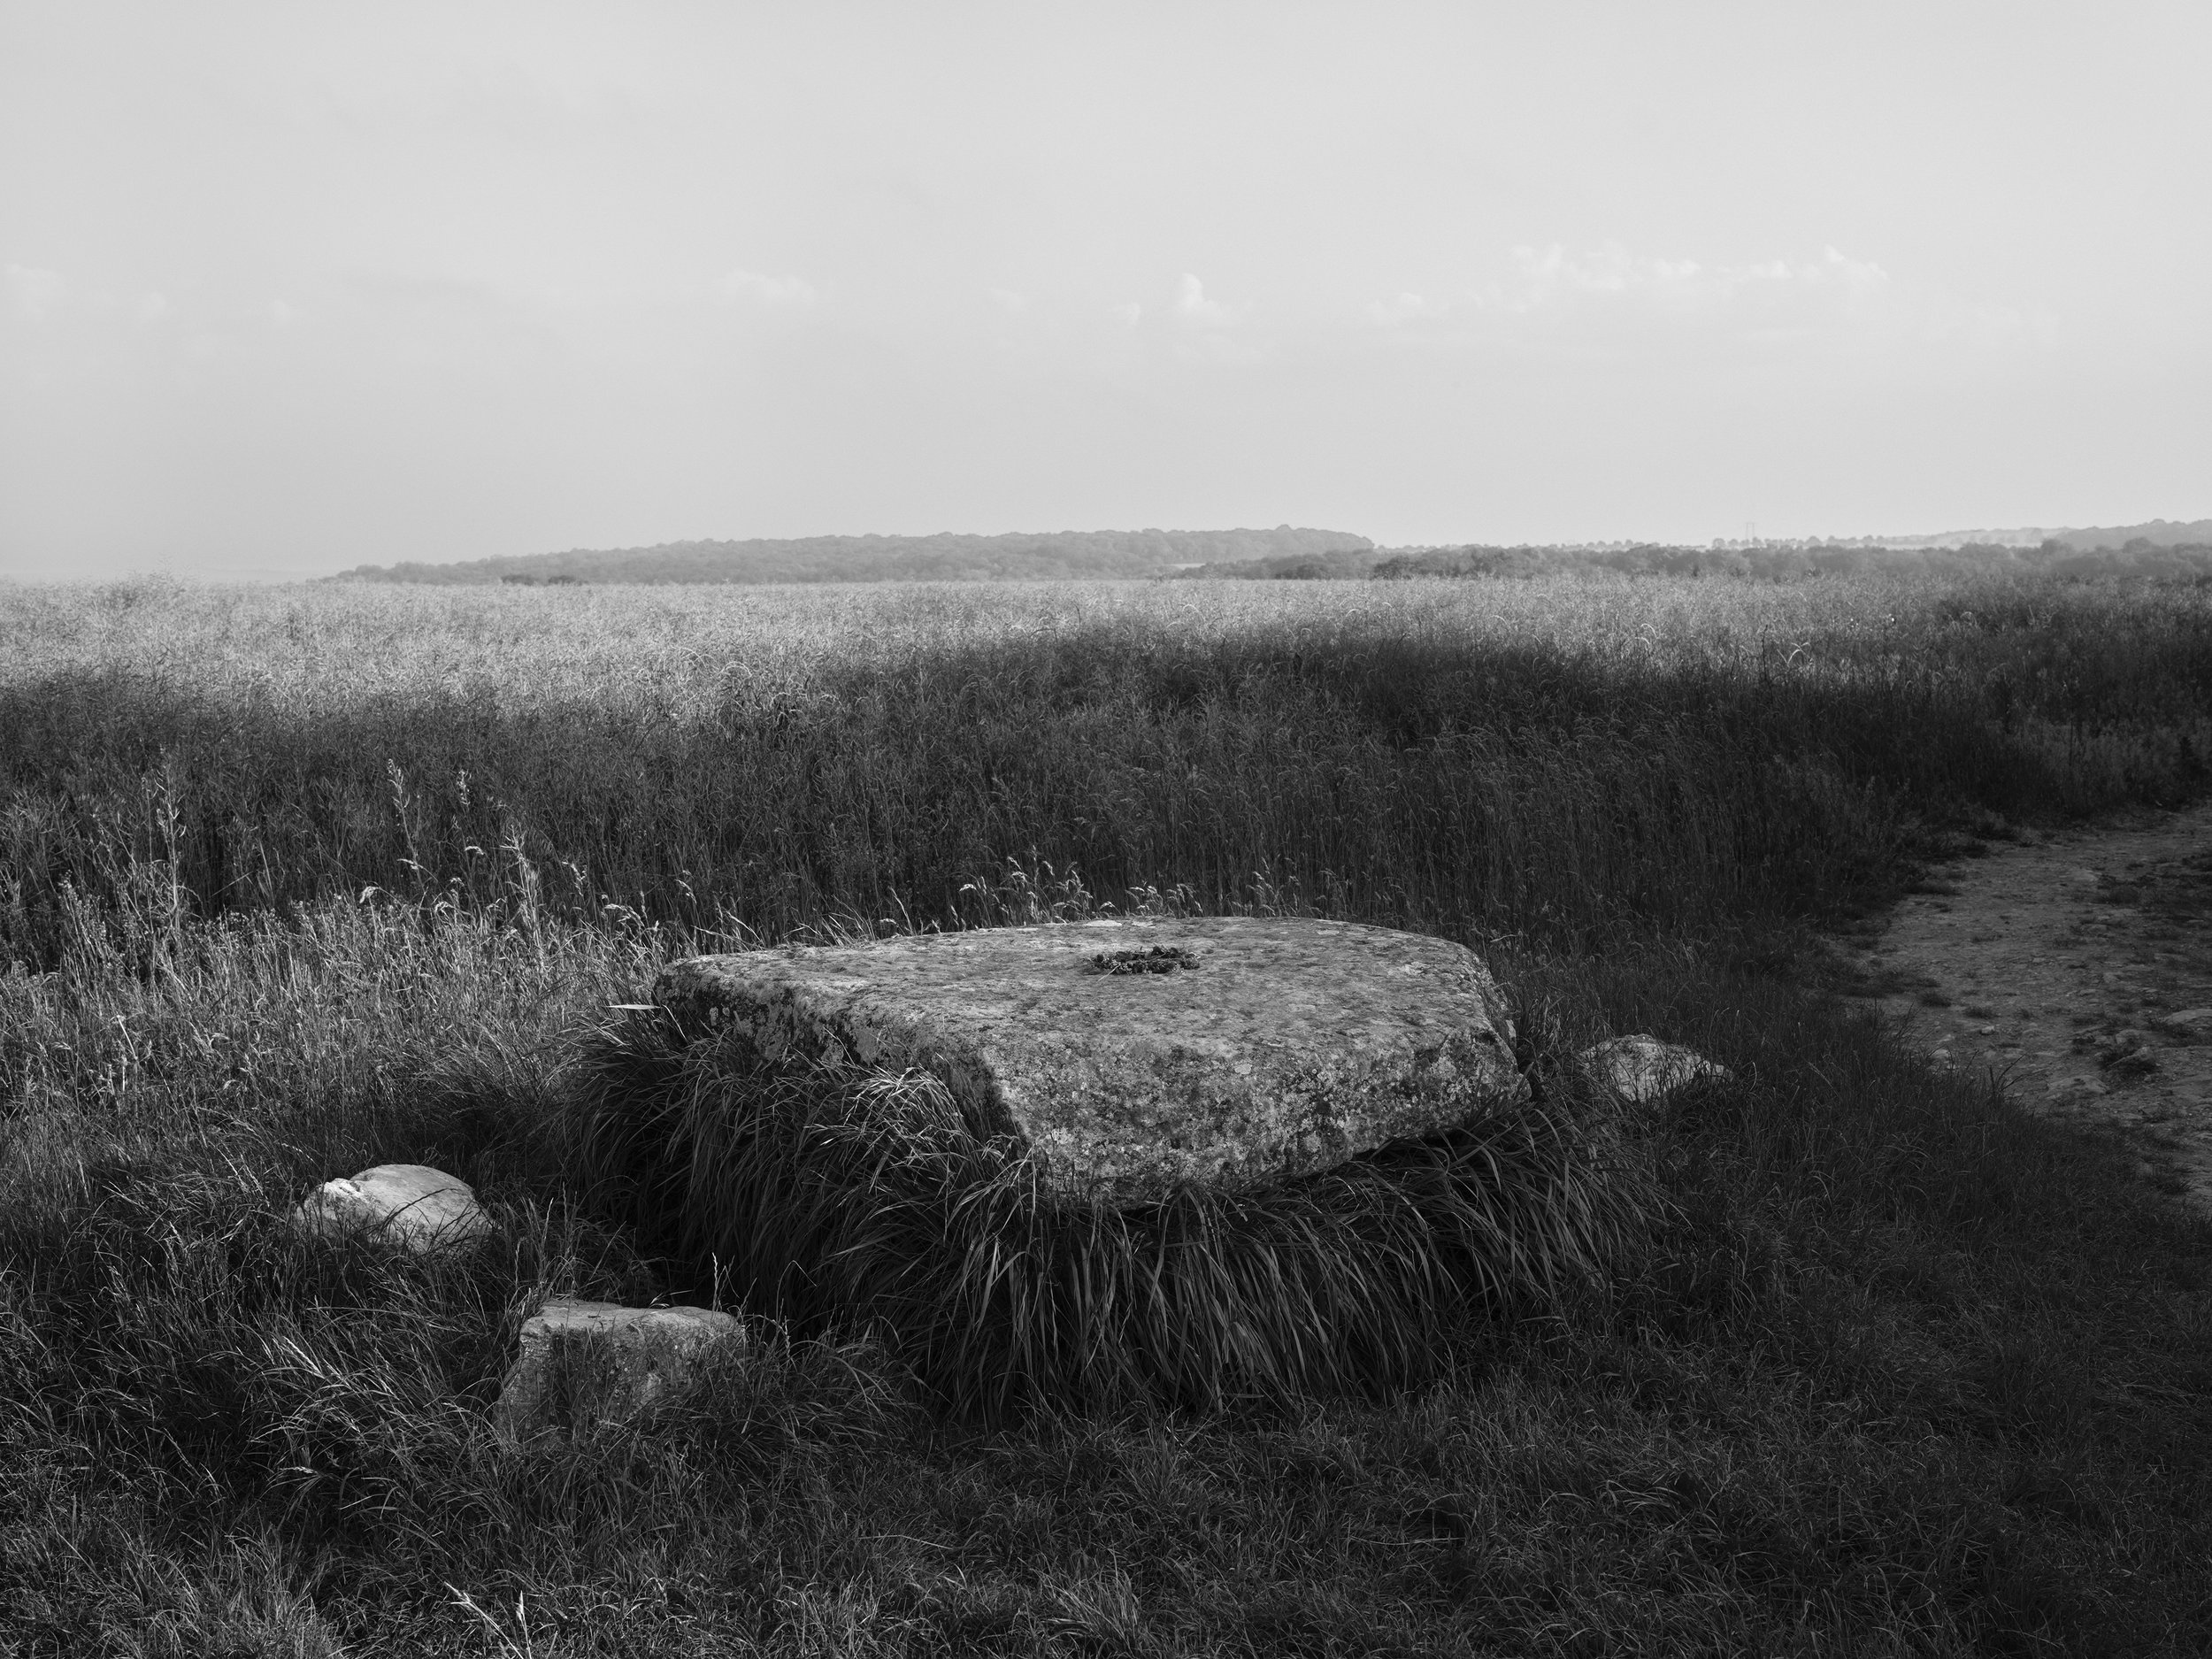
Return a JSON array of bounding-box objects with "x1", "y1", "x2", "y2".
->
[{"x1": 558, "y1": 1008, "x2": 1666, "y2": 1421}]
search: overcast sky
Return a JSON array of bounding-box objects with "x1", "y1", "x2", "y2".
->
[{"x1": 3, "y1": 3, "x2": 2207, "y2": 579}]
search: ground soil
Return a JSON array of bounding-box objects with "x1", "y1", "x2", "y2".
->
[{"x1": 1826, "y1": 799, "x2": 2212, "y2": 1212}]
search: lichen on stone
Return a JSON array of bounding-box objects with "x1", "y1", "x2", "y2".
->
[{"x1": 1088, "y1": 944, "x2": 1200, "y2": 975}]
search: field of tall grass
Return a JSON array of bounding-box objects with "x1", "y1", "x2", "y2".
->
[
  {"x1": 4, "y1": 569, "x2": 2212, "y2": 1654},
  {"x1": 7, "y1": 572, "x2": 2209, "y2": 966}
]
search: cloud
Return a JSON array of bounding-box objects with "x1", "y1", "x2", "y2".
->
[
  {"x1": 987, "y1": 287, "x2": 1027, "y2": 311},
  {"x1": 1497, "y1": 242, "x2": 1890, "y2": 312},
  {"x1": 4, "y1": 265, "x2": 65, "y2": 321},
  {"x1": 1510, "y1": 242, "x2": 1701, "y2": 298},
  {"x1": 135, "y1": 291, "x2": 169, "y2": 324},
  {"x1": 1325, "y1": 242, "x2": 2051, "y2": 376},
  {"x1": 1173, "y1": 273, "x2": 1241, "y2": 326},
  {"x1": 1366, "y1": 291, "x2": 1442, "y2": 326},
  {"x1": 1329, "y1": 241, "x2": 1927, "y2": 364},
  {"x1": 1110, "y1": 301, "x2": 1142, "y2": 326},
  {"x1": 716, "y1": 268, "x2": 817, "y2": 307}
]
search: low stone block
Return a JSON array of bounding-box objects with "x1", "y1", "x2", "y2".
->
[
  {"x1": 492, "y1": 1299, "x2": 747, "y2": 1442},
  {"x1": 1578, "y1": 1035, "x2": 1731, "y2": 1106},
  {"x1": 290, "y1": 1164, "x2": 492, "y2": 1255},
  {"x1": 656, "y1": 917, "x2": 1528, "y2": 1199}
]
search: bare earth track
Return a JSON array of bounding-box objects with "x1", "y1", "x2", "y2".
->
[{"x1": 1831, "y1": 799, "x2": 2212, "y2": 1212}]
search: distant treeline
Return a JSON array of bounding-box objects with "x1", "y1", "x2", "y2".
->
[
  {"x1": 336, "y1": 527, "x2": 1374, "y2": 586},
  {"x1": 1933, "y1": 517, "x2": 2212, "y2": 553},
  {"x1": 1173, "y1": 539, "x2": 2212, "y2": 584}
]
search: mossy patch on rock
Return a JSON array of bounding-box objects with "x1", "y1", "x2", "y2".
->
[{"x1": 1088, "y1": 944, "x2": 1201, "y2": 974}]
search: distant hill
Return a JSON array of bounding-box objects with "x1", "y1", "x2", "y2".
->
[
  {"x1": 2046, "y1": 518, "x2": 2212, "y2": 551},
  {"x1": 328, "y1": 518, "x2": 2205, "y2": 586},
  {"x1": 1179, "y1": 536, "x2": 2212, "y2": 584},
  {"x1": 331, "y1": 527, "x2": 1375, "y2": 586},
  {"x1": 1171, "y1": 517, "x2": 2212, "y2": 583},
  {"x1": 1837, "y1": 518, "x2": 2212, "y2": 551}
]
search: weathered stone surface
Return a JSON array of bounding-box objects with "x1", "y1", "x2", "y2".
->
[
  {"x1": 2101, "y1": 1030, "x2": 2161, "y2": 1076},
  {"x1": 493, "y1": 1299, "x2": 747, "y2": 1442},
  {"x1": 290, "y1": 1164, "x2": 493, "y2": 1255},
  {"x1": 1577, "y1": 1035, "x2": 1731, "y2": 1106},
  {"x1": 2152, "y1": 1007, "x2": 2212, "y2": 1040},
  {"x1": 656, "y1": 917, "x2": 1527, "y2": 1198}
]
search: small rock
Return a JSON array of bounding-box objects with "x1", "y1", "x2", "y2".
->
[
  {"x1": 2047, "y1": 1075, "x2": 2109, "y2": 1097},
  {"x1": 291, "y1": 1164, "x2": 492, "y2": 1256},
  {"x1": 1577, "y1": 1035, "x2": 1731, "y2": 1105},
  {"x1": 2097, "y1": 1029, "x2": 2158, "y2": 1070},
  {"x1": 493, "y1": 1299, "x2": 747, "y2": 1443}
]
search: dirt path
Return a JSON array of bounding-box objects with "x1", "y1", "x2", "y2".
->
[{"x1": 1828, "y1": 800, "x2": 2212, "y2": 1212}]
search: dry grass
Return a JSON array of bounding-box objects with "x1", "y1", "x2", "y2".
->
[
  {"x1": 7, "y1": 570, "x2": 2209, "y2": 969},
  {"x1": 3, "y1": 567, "x2": 2212, "y2": 1652}
]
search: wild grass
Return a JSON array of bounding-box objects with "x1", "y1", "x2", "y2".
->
[
  {"x1": 558, "y1": 1019, "x2": 1661, "y2": 1421},
  {"x1": 6, "y1": 570, "x2": 2210, "y2": 970},
  {"x1": 7, "y1": 897, "x2": 2209, "y2": 1653},
  {"x1": 3, "y1": 567, "x2": 2212, "y2": 1651}
]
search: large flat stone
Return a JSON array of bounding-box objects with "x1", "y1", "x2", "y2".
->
[{"x1": 656, "y1": 917, "x2": 1527, "y2": 1198}]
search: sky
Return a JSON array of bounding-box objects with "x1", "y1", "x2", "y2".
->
[{"x1": 3, "y1": 3, "x2": 2208, "y2": 580}]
